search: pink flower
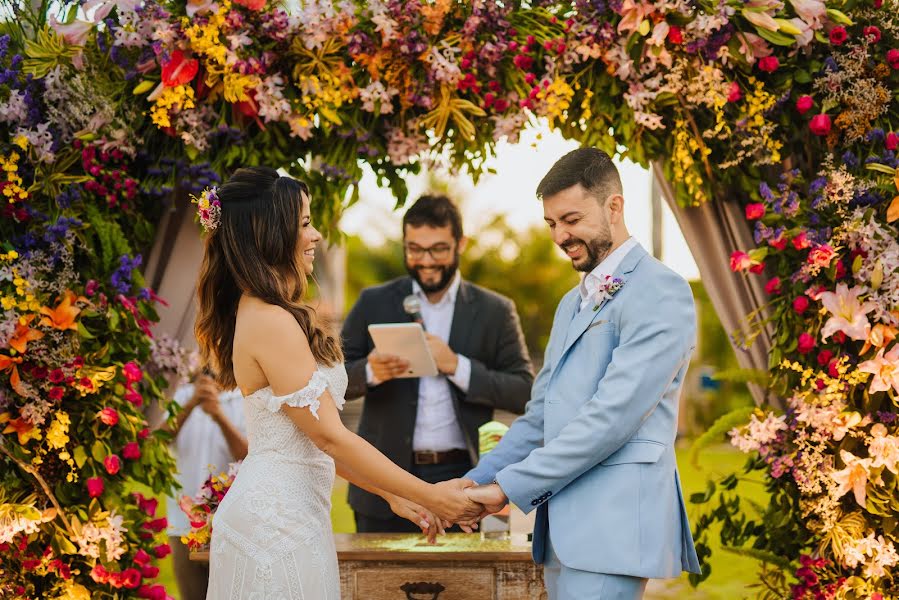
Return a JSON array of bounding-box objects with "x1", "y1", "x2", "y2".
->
[
  {"x1": 154, "y1": 543, "x2": 172, "y2": 558},
  {"x1": 807, "y1": 244, "x2": 835, "y2": 267},
  {"x1": 816, "y1": 349, "x2": 833, "y2": 366},
  {"x1": 727, "y1": 82, "x2": 742, "y2": 103},
  {"x1": 138, "y1": 584, "x2": 168, "y2": 600},
  {"x1": 133, "y1": 549, "x2": 152, "y2": 565},
  {"x1": 831, "y1": 450, "x2": 872, "y2": 507},
  {"x1": 99, "y1": 407, "x2": 119, "y2": 426},
  {"x1": 745, "y1": 203, "x2": 766, "y2": 220},
  {"x1": 796, "y1": 95, "x2": 814, "y2": 115},
  {"x1": 667, "y1": 25, "x2": 683, "y2": 44},
  {"x1": 120, "y1": 568, "x2": 142, "y2": 589},
  {"x1": 142, "y1": 517, "x2": 168, "y2": 532},
  {"x1": 49, "y1": 17, "x2": 94, "y2": 46},
  {"x1": 819, "y1": 284, "x2": 878, "y2": 342},
  {"x1": 134, "y1": 492, "x2": 158, "y2": 516},
  {"x1": 809, "y1": 114, "x2": 831, "y2": 136},
  {"x1": 104, "y1": 454, "x2": 121, "y2": 475},
  {"x1": 123, "y1": 441, "x2": 141, "y2": 460},
  {"x1": 138, "y1": 427, "x2": 150, "y2": 440},
  {"x1": 125, "y1": 388, "x2": 143, "y2": 407},
  {"x1": 829, "y1": 26, "x2": 847, "y2": 45},
  {"x1": 730, "y1": 251, "x2": 753, "y2": 272},
  {"x1": 889, "y1": 49, "x2": 899, "y2": 69},
  {"x1": 793, "y1": 296, "x2": 810, "y2": 314},
  {"x1": 87, "y1": 477, "x2": 104, "y2": 498},
  {"x1": 616, "y1": 0, "x2": 652, "y2": 35},
  {"x1": 792, "y1": 232, "x2": 810, "y2": 250},
  {"x1": 886, "y1": 132, "x2": 898, "y2": 151},
  {"x1": 864, "y1": 26, "x2": 881, "y2": 43},
  {"x1": 798, "y1": 332, "x2": 816, "y2": 354},
  {"x1": 91, "y1": 564, "x2": 111, "y2": 584},
  {"x1": 141, "y1": 565, "x2": 160, "y2": 579},
  {"x1": 758, "y1": 55, "x2": 779, "y2": 72},
  {"x1": 123, "y1": 361, "x2": 142, "y2": 383},
  {"x1": 858, "y1": 345, "x2": 899, "y2": 394},
  {"x1": 765, "y1": 277, "x2": 782, "y2": 295}
]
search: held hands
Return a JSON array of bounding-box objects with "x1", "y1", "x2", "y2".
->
[
  {"x1": 425, "y1": 334, "x2": 458, "y2": 376},
  {"x1": 367, "y1": 351, "x2": 410, "y2": 383},
  {"x1": 428, "y1": 478, "x2": 484, "y2": 530},
  {"x1": 464, "y1": 483, "x2": 509, "y2": 519},
  {"x1": 386, "y1": 495, "x2": 444, "y2": 544}
]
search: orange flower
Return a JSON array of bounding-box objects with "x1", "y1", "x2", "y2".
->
[
  {"x1": 1, "y1": 414, "x2": 41, "y2": 445},
  {"x1": 861, "y1": 323, "x2": 898, "y2": 356},
  {"x1": 887, "y1": 171, "x2": 899, "y2": 223},
  {"x1": 0, "y1": 354, "x2": 25, "y2": 395},
  {"x1": 9, "y1": 314, "x2": 44, "y2": 354},
  {"x1": 40, "y1": 290, "x2": 81, "y2": 331}
]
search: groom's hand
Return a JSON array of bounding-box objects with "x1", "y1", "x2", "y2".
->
[
  {"x1": 430, "y1": 478, "x2": 483, "y2": 526},
  {"x1": 465, "y1": 483, "x2": 508, "y2": 517}
]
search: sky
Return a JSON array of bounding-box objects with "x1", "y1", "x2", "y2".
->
[{"x1": 340, "y1": 122, "x2": 700, "y2": 281}]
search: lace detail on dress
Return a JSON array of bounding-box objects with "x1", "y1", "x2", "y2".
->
[
  {"x1": 258, "y1": 369, "x2": 328, "y2": 417},
  {"x1": 206, "y1": 363, "x2": 346, "y2": 600}
]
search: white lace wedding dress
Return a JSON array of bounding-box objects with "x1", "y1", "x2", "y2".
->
[{"x1": 206, "y1": 365, "x2": 347, "y2": 600}]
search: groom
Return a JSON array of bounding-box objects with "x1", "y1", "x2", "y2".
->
[{"x1": 464, "y1": 148, "x2": 701, "y2": 599}]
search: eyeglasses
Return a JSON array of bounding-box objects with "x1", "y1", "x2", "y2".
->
[{"x1": 404, "y1": 243, "x2": 454, "y2": 261}]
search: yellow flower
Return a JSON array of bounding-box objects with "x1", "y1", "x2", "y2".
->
[
  {"x1": 45, "y1": 411, "x2": 70, "y2": 450},
  {"x1": 56, "y1": 581, "x2": 91, "y2": 600},
  {"x1": 0, "y1": 151, "x2": 28, "y2": 204},
  {"x1": 12, "y1": 135, "x2": 28, "y2": 150},
  {"x1": 150, "y1": 85, "x2": 196, "y2": 129},
  {"x1": 223, "y1": 72, "x2": 260, "y2": 103}
]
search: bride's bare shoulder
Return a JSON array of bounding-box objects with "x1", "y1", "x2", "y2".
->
[{"x1": 236, "y1": 297, "x2": 308, "y2": 343}]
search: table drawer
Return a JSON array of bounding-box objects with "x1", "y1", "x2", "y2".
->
[{"x1": 353, "y1": 567, "x2": 495, "y2": 600}]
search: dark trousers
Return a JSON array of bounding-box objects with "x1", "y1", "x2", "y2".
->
[{"x1": 354, "y1": 460, "x2": 472, "y2": 533}]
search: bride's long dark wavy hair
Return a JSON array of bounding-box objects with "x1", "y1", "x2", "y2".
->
[{"x1": 195, "y1": 167, "x2": 342, "y2": 389}]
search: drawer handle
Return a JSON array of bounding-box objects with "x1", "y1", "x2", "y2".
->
[{"x1": 399, "y1": 581, "x2": 446, "y2": 599}]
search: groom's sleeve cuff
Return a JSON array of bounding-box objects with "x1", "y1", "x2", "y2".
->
[{"x1": 495, "y1": 469, "x2": 553, "y2": 515}]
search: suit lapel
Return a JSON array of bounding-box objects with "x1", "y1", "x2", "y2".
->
[
  {"x1": 558, "y1": 245, "x2": 647, "y2": 359},
  {"x1": 448, "y1": 281, "x2": 477, "y2": 353}
]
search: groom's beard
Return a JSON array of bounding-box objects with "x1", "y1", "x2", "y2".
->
[
  {"x1": 561, "y1": 235, "x2": 613, "y2": 272},
  {"x1": 406, "y1": 254, "x2": 459, "y2": 293}
]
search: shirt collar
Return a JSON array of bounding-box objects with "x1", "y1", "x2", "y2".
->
[
  {"x1": 579, "y1": 237, "x2": 638, "y2": 301},
  {"x1": 412, "y1": 270, "x2": 462, "y2": 307}
]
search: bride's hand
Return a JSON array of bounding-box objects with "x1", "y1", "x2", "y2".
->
[{"x1": 386, "y1": 494, "x2": 444, "y2": 544}]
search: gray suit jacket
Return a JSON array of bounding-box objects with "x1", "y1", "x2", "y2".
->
[{"x1": 342, "y1": 276, "x2": 534, "y2": 519}]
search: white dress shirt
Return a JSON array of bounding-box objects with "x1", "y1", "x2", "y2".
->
[
  {"x1": 166, "y1": 385, "x2": 247, "y2": 537},
  {"x1": 366, "y1": 272, "x2": 470, "y2": 451},
  {"x1": 579, "y1": 237, "x2": 639, "y2": 311}
]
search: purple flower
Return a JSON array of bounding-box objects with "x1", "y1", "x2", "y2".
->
[
  {"x1": 759, "y1": 181, "x2": 774, "y2": 201},
  {"x1": 110, "y1": 254, "x2": 143, "y2": 295},
  {"x1": 808, "y1": 177, "x2": 827, "y2": 194},
  {"x1": 841, "y1": 151, "x2": 858, "y2": 168},
  {"x1": 866, "y1": 128, "x2": 885, "y2": 143}
]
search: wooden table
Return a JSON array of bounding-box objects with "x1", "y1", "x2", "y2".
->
[{"x1": 192, "y1": 533, "x2": 546, "y2": 600}]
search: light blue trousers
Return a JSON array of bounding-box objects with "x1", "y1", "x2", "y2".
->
[{"x1": 543, "y1": 532, "x2": 648, "y2": 600}]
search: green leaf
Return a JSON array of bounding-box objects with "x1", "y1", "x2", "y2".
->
[
  {"x1": 73, "y1": 446, "x2": 88, "y2": 468},
  {"x1": 77, "y1": 321, "x2": 95, "y2": 340},
  {"x1": 756, "y1": 27, "x2": 798, "y2": 47},
  {"x1": 90, "y1": 440, "x2": 107, "y2": 463},
  {"x1": 865, "y1": 163, "x2": 896, "y2": 175},
  {"x1": 688, "y1": 406, "x2": 757, "y2": 470}
]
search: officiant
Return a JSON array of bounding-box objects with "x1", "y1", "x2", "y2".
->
[{"x1": 341, "y1": 194, "x2": 534, "y2": 533}]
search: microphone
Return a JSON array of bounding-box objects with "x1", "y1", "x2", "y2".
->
[{"x1": 403, "y1": 294, "x2": 426, "y2": 331}]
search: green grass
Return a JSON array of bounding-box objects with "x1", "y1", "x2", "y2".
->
[{"x1": 157, "y1": 443, "x2": 768, "y2": 599}]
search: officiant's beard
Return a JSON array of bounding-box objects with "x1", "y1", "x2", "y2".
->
[{"x1": 406, "y1": 254, "x2": 459, "y2": 293}]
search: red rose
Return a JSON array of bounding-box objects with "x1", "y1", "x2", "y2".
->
[
  {"x1": 834, "y1": 330, "x2": 847, "y2": 344},
  {"x1": 123, "y1": 441, "x2": 141, "y2": 460},
  {"x1": 745, "y1": 203, "x2": 766, "y2": 220},
  {"x1": 138, "y1": 427, "x2": 150, "y2": 440},
  {"x1": 864, "y1": 26, "x2": 881, "y2": 43},
  {"x1": 828, "y1": 359, "x2": 840, "y2": 378},
  {"x1": 793, "y1": 296, "x2": 810, "y2": 314},
  {"x1": 49, "y1": 369, "x2": 65, "y2": 383},
  {"x1": 125, "y1": 388, "x2": 143, "y2": 406},
  {"x1": 90, "y1": 564, "x2": 110, "y2": 584},
  {"x1": 829, "y1": 26, "x2": 847, "y2": 45},
  {"x1": 99, "y1": 407, "x2": 119, "y2": 426},
  {"x1": 727, "y1": 81, "x2": 742, "y2": 103},
  {"x1": 103, "y1": 454, "x2": 121, "y2": 475},
  {"x1": 133, "y1": 549, "x2": 152, "y2": 565},
  {"x1": 809, "y1": 114, "x2": 832, "y2": 136},
  {"x1": 138, "y1": 584, "x2": 167, "y2": 600},
  {"x1": 765, "y1": 277, "x2": 782, "y2": 295},
  {"x1": 797, "y1": 333, "x2": 816, "y2": 354},
  {"x1": 87, "y1": 477, "x2": 104, "y2": 498},
  {"x1": 234, "y1": 0, "x2": 266, "y2": 10},
  {"x1": 807, "y1": 244, "x2": 835, "y2": 267},
  {"x1": 154, "y1": 544, "x2": 172, "y2": 559},
  {"x1": 134, "y1": 492, "x2": 158, "y2": 516},
  {"x1": 834, "y1": 260, "x2": 846, "y2": 279},
  {"x1": 123, "y1": 361, "x2": 142, "y2": 383},
  {"x1": 758, "y1": 56, "x2": 779, "y2": 72},
  {"x1": 816, "y1": 350, "x2": 833, "y2": 366},
  {"x1": 749, "y1": 263, "x2": 765, "y2": 274},
  {"x1": 792, "y1": 232, "x2": 810, "y2": 250},
  {"x1": 141, "y1": 565, "x2": 159, "y2": 579},
  {"x1": 120, "y1": 568, "x2": 142, "y2": 589},
  {"x1": 668, "y1": 25, "x2": 683, "y2": 44},
  {"x1": 48, "y1": 387, "x2": 64, "y2": 400},
  {"x1": 886, "y1": 132, "x2": 898, "y2": 151},
  {"x1": 888, "y1": 49, "x2": 899, "y2": 69},
  {"x1": 796, "y1": 95, "x2": 813, "y2": 115},
  {"x1": 142, "y1": 517, "x2": 168, "y2": 532}
]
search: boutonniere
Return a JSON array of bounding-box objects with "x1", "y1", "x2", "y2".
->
[{"x1": 592, "y1": 276, "x2": 624, "y2": 311}]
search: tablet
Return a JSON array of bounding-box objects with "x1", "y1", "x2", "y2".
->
[{"x1": 367, "y1": 323, "x2": 439, "y2": 378}]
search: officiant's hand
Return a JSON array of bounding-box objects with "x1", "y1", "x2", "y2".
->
[
  {"x1": 429, "y1": 478, "x2": 483, "y2": 525},
  {"x1": 386, "y1": 494, "x2": 444, "y2": 544},
  {"x1": 465, "y1": 483, "x2": 508, "y2": 518},
  {"x1": 425, "y1": 334, "x2": 459, "y2": 376},
  {"x1": 368, "y1": 351, "x2": 410, "y2": 383}
]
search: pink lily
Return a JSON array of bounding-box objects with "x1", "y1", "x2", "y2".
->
[
  {"x1": 858, "y1": 345, "x2": 899, "y2": 394},
  {"x1": 831, "y1": 450, "x2": 873, "y2": 508},
  {"x1": 819, "y1": 283, "x2": 877, "y2": 342},
  {"x1": 616, "y1": 0, "x2": 652, "y2": 36}
]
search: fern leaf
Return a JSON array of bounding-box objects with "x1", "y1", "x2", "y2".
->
[{"x1": 688, "y1": 406, "x2": 756, "y2": 470}]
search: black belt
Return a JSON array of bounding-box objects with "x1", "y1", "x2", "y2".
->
[{"x1": 413, "y1": 449, "x2": 470, "y2": 465}]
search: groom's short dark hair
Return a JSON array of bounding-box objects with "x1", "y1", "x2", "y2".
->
[{"x1": 536, "y1": 148, "x2": 623, "y2": 204}]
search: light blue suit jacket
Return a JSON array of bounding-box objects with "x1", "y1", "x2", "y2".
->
[{"x1": 468, "y1": 244, "x2": 701, "y2": 579}]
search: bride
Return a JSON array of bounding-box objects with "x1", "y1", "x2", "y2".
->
[{"x1": 195, "y1": 167, "x2": 482, "y2": 599}]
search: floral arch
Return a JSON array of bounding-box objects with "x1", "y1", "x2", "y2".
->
[{"x1": 1, "y1": 0, "x2": 898, "y2": 597}]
